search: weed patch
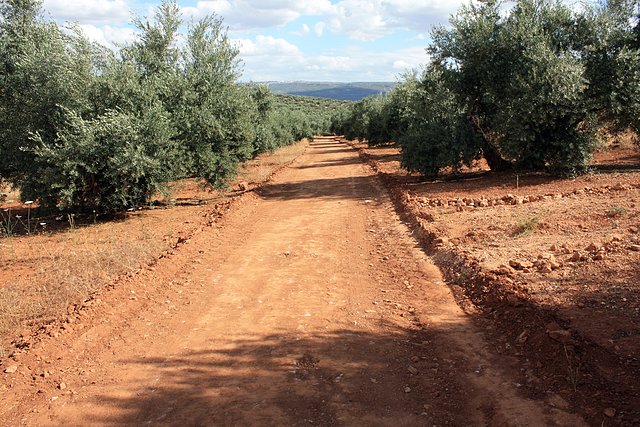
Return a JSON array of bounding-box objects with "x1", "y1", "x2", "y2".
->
[{"x1": 511, "y1": 215, "x2": 542, "y2": 237}]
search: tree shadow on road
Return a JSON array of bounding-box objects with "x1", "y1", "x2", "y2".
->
[
  {"x1": 256, "y1": 175, "x2": 384, "y2": 202},
  {"x1": 294, "y1": 156, "x2": 366, "y2": 170},
  {"x1": 86, "y1": 325, "x2": 485, "y2": 426}
]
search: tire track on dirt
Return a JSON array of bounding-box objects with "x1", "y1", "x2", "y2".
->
[{"x1": 2, "y1": 137, "x2": 585, "y2": 426}]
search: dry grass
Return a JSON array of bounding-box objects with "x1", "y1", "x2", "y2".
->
[
  {"x1": 241, "y1": 139, "x2": 309, "y2": 183},
  {"x1": 0, "y1": 216, "x2": 163, "y2": 356},
  {"x1": 0, "y1": 139, "x2": 309, "y2": 356},
  {"x1": 511, "y1": 214, "x2": 542, "y2": 237}
]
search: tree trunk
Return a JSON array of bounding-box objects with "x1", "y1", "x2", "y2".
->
[
  {"x1": 482, "y1": 141, "x2": 513, "y2": 172},
  {"x1": 466, "y1": 105, "x2": 512, "y2": 172}
]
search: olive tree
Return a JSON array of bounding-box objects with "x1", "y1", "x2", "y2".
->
[{"x1": 430, "y1": 0, "x2": 598, "y2": 174}]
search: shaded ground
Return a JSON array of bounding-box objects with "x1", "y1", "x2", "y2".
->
[
  {"x1": 0, "y1": 137, "x2": 584, "y2": 426},
  {"x1": 349, "y1": 138, "x2": 640, "y2": 426}
]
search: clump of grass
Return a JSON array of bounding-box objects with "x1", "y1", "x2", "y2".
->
[
  {"x1": 607, "y1": 205, "x2": 626, "y2": 217},
  {"x1": 512, "y1": 214, "x2": 541, "y2": 237}
]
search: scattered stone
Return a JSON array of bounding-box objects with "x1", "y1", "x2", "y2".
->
[
  {"x1": 628, "y1": 244, "x2": 640, "y2": 252},
  {"x1": 506, "y1": 295, "x2": 523, "y2": 307},
  {"x1": 548, "y1": 394, "x2": 570, "y2": 410},
  {"x1": 549, "y1": 260, "x2": 562, "y2": 270},
  {"x1": 604, "y1": 408, "x2": 616, "y2": 418},
  {"x1": 548, "y1": 329, "x2": 571, "y2": 344},
  {"x1": 586, "y1": 242, "x2": 599, "y2": 252},
  {"x1": 404, "y1": 386, "x2": 412, "y2": 393},
  {"x1": 594, "y1": 253, "x2": 606, "y2": 261},
  {"x1": 4, "y1": 365, "x2": 18, "y2": 374},
  {"x1": 538, "y1": 264, "x2": 553, "y2": 273},
  {"x1": 495, "y1": 265, "x2": 513, "y2": 275},
  {"x1": 509, "y1": 259, "x2": 533, "y2": 270},
  {"x1": 546, "y1": 322, "x2": 563, "y2": 332},
  {"x1": 408, "y1": 366, "x2": 419, "y2": 375},
  {"x1": 237, "y1": 181, "x2": 249, "y2": 191},
  {"x1": 58, "y1": 382, "x2": 67, "y2": 390},
  {"x1": 612, "y1": 183, "x2": 630, "y2": 191},
  {"x1": 516, "y1": 330, "x2": 529, "y2": 344},
  {"x1": 433, "y1": 237, "x2": 448, "y2": 246},
  {"x1": 570, "y1": 251, "x2": 582, "y2": 262}
]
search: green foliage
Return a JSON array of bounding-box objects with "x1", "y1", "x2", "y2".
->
[
  {"x1": 331, "y1": 0, "x2": 638, "y2": 178},
  {"x1": 27, "y1": 106, "x2": 177, "y2": 211},
  {"x1": 607, "y1": 205, "x2": 627, "y2": 217},
  {"x1": 0, "y1": 2, "x2": 98, "y2": 185},
  {"x1": 577, "y1": 0, "x2": 640, "y2": 143},
  {"x1": 399, "y1": 69, "x2": 482, "y2": 177},
  {"x1": 431, "y1": 0, "x2": 598, "y2": 174},
  {"x1": 0, "y1": 0, "x2": 330, "y2": 212}
]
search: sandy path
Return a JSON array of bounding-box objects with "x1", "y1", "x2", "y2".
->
[{"x1": 2, "y1": 137, "x2": 585, "y2": 426}]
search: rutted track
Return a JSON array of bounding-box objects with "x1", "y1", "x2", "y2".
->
[{"x1": 1, "y1": 137, "x2": 584, "y2": 426}]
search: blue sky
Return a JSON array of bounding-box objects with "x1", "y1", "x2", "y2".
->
[{"x1": 38, "y1": 0, "x2": 580, "y2": 82}]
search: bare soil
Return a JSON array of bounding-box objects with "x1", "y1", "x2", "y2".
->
[
  {"x1": 0, "y1": 142, "x2": 307, "y2": 358},
  {"x1": 349, "y1": 137, "x2": 640, "y2": 426},
  {"x1": 1, "y1": 136, "x2": 637, "y2": 426}
]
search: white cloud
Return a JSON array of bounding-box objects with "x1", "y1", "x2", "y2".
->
[
  {"x1": 238, "y1": 36, "x2": 428, "y2": 82},
  {"x1": 78, "y1": 24, "x2": 137, "y2": 48},
  {"x1": 238, "y1": 35, "x2": 301, "y2": 57},
  {"x1": 325, "y1": 0, "x2": 466, "y2": 41},
  {"x1": 43, "y1": 0, "x2": 131, "y2": 25},
  {"x1": 182, "y1": 0, "x2": 333, "y2": 30},
  {"x1": 304, "y1": 55, "x2": 353, "y2": 72},
  {"x1": 182, "y1": 0, "x2": 463, "y2": 37},
  {"x1": 327, "y1": 1, "x2": 389, "y2": 41},
  {"x1": 37, "y1": 0, "x2": 443, "y2": 81}
]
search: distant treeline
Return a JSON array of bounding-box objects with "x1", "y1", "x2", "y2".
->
[
  {"x1": 332, "y1": 0, "x2": 640, "y2": 177},
  {"x1": 0, "y1": 0, "x2": 335, "y2": 212}
]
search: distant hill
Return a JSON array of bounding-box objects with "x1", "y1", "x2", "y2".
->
[{"x1": 266, "y1": 82, "x2": 395, "y2": 101}]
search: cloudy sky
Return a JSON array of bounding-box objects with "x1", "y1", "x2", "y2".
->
[{"x1": 39, "y1": 0, "x2": 469, "y2": 82}]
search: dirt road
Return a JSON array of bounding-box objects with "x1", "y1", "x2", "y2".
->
[{"x1": 2, "y1": 137, "x2": 586, "y2": 426}]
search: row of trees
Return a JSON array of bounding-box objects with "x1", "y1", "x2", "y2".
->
[
  {"x1": 332, "y1": 0, "x2": 640, "y2": 177},
  {"x1": 0, "y1": 0, "x2": 328, "y2": 212}
]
